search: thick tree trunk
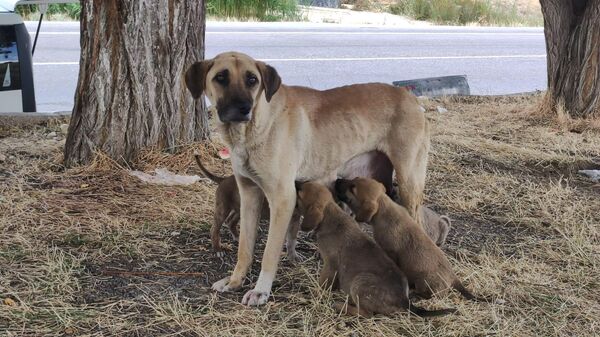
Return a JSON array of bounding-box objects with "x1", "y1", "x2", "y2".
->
[
  {"x1": 64, "y1": 0, "x2": 209, "y2": 166},
  {"x1": 540, "y1": 0, "x2": 600, "y2": 118}
]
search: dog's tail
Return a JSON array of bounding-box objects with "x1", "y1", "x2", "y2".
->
[
  {"x1": 194, "y1": 154, "x2": 226, "y2": 184},
  {"x1": 408, "y1": 304, "x2": 456, "y2": 317},
  {"x1": 453, "y1": 281, "x2": 491, "y2": 303}
]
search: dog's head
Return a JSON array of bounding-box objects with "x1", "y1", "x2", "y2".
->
[
  {"x1": 185, "y1": 52, "x2": 281, "y2": 123},
  {"x1": 335, "y1": 177, "x2": 386, "y2": 223},
  {"x1": 295, "y1": 181, "x2": 334, "y2": 232}
]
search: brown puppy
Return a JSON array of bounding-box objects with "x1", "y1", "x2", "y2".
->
[
  {"x1": 336, "y1": 178, "x2": 488, "y2": 302},
  {"x1": 194, "y1": 155, "x2": 301, "y2": 262},
  {"x1": 296, "y1": 181, "x2": 455, "y2": 317},
  {"x1": 421, "y1": 206, "x2": 451, "y2": 247}
]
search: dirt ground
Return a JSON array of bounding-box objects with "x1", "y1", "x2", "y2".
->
[{"x1": 1, "y1": 94, "x2": 599, "y2": 336}]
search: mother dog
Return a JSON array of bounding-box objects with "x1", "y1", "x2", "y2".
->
[{"x1": 185, "y1": 52, "x2": 429, "y2": 306}]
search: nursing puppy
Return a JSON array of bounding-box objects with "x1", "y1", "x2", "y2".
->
[
  {"x1": 336, "y1": 178, "x2": 488, "y2": 302},
  {"x1": 296, "y1": 181, "x2": 455, "y2": 317},
  {"x1": 194, "y1": 155, "x2": 301, "y2": 262},
  {"x1": 421, "y1": 206, "x2": 451, "y2": 247}
]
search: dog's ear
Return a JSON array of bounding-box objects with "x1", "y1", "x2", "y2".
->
[
  {"x1": 355, "y1": 200, "x2": 378, "y2": 223},
  {"x1": 185, "y1": 60, "x2": 214, "y2": 99},
  {"x1": 300, "y1": 205, "x2": 324, "y2": 232},
  {"x1": 256, "y1": 61, "x2": 281, "y2": 102}
]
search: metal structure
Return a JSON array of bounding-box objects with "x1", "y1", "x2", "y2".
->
[{"x1": 0, "y1": 0, "x2": 77, "y2": 112}]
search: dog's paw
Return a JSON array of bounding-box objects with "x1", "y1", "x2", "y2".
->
[
  {"x1": 241, "y1": 289, "x2": 270, "y2": 306},
  {"x1": 212, "y1": 277, "x2": 235, "y2": 292}
]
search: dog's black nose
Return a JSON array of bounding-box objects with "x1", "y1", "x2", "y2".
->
[{"x1": 239, "y1": 102, "x2": 252, "y2": 115}]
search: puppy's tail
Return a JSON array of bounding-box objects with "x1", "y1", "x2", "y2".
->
[
  {"x1": 453, "y1": 281, "x2": 492, "y2": 303},
  {"x1": 408, "y1": 304, "x2": 456, "y2": 318},
  {"x1": 194, "y1": 154, "x2": 226, "y2": 184}
]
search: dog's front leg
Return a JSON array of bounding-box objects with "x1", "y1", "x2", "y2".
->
[
  {"x1": 241, "y1": 181, "x2": 296, "y2": 306},
  {"x1": 212, "y1": 176, "x2": 263, "y2": 292}
]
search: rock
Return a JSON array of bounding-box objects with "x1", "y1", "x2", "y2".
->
[
  {"x1": 60, "y1": 124, "x2": 69, "y2": 135},
  {"x1": 436, "y1": 105, "x2": 448, "y2": 113},
  {"x1": 578, "y1": 170, "x2": 600, "y2": 182},
  {"x1": 0, "y1": 154, "x2": 6, "y2": 162}
]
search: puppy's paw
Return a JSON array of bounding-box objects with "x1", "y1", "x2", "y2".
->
[
  {"x1": 212, "y1": 276, "x2": 240, "y2": 292},
  {"x1": 287, "y1": 249, "x2": 304, "y2": 264},
  {"x1": 215, "y1": 251, "x2": 226, "y2": 258},
  {"x1": 241, "y1": 289, "x2": 270, "y2": 306}
]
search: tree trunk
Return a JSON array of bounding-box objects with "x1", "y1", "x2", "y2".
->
[
  {"x1": 540, "y1": 0, "x2": 600, "y2": 118},
  {"x1": 64, "y1": 0, "x2": 209, "y2": 166}
]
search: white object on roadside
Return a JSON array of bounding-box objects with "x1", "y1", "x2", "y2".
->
[
  {"x1": 578, "y1": 170, "x2": 600, "y2": 182},
  {"x1": 129, "y1": 168, "x2": 208, "y2": 186},
  {"x1": 60, "y1": 124, "x2": 69, "y2": 135},
  {"x1": 436, "y1": 106, "x2": 448, "y2": 113}
]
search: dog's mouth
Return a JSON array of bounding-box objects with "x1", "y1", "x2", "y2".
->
[{"x1": 217, "y1": 100, "x2": 253, "y2": 123}]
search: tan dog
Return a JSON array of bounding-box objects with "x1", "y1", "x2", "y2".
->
[
  {"x1": 421, "y1": 206, "x2": 451, "y2": 246},
  {"x1": 185, "y1": 52, "x2": 429, "y2": 306},
  {"x1": 296, "y1": 182, "x2": 454, "y2": 317},
  {"x1": 194, "y1": 155, "x2": 301, "y2": 261},
  {"x1": 336, "y1": 178, "x2": 488, "y2": 301}
]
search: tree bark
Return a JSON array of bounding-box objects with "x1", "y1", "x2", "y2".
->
[
  {"x1": 540, "y1": 0, "x2": 600, "y2": 118},
  {"x1": 64, "y1": 0, "x2": 209, "y2": 166}
]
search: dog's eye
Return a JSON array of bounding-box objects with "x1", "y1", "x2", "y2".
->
[
  {"x1": 214, "y1": 72, "x2": 228, "y2": 84},
  {"x1": 246, "y1": 74, "x2": 258, "y2": 86}
]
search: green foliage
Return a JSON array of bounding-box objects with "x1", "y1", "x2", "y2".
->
[
  {"x1": 16, "y1": 3, "x2": 81, "y2": 20},
  {"x1": 206, "y1": 0, "x2": 300, "y2": 21},
  {"x1": 388, "y1": 0, "x2": 543, "y2": 26}
]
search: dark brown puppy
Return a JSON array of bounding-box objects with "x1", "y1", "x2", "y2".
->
[
  {"x1": 421, "y1": 206, "x2": 451, "y2": 247},
  {"x1": 336, "y1": 178, "x2": 488, "y2": 302},
  {"x1": 296, "y1": 181, "x2": 455, "y2": 317},
  {"x1": 195, "y1": 155, "x2": 301, "y2": 261}
]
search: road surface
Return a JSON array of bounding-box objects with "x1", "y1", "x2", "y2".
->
[{"x1": 26, "y1": 21, "x2": 547, "y2": 112}]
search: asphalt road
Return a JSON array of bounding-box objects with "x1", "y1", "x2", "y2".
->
[{"x1": 26, "y1": 21, "x2": 547, "y2": 112}]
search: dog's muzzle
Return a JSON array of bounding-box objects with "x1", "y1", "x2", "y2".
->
[{"x1": 218, "y1": 101, "x2": 252, "y2": 122}]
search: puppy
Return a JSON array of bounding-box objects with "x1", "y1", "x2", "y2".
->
[
  {"x1": 421, "y1": 206, "x2": 451, "y2": 247},
  {"x1": 195, "y1": 155, "x2": 301, "y2": 262},
  {"x1": 296, "y1": 181, "x2": 455, "y2": 317},
  {"x1": 336, "y1": 178, "x2": 488, "y2": 302}
]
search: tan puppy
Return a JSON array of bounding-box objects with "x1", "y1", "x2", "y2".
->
[
  {"x1": 296, "y1": 182, "x2": 455, "y2": 317},
  {"x1": 336, "y1": 178, "x2": 488, "y2": 301},
  {"x1": 185, "y1": 52, "x2": 429, "y2": 305},
  {"x1": 194, "y1": 155, "x2": 301, "y2": 261},
  {"x1": 421, "y1": 206, "x2": 451, "y2": 247}
]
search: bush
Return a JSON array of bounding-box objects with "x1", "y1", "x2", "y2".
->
[
  {"x1": 16, "y1": 3, "x2": 81, "y2": 20},
  {"x1": 206, "y1": 0, "x2": 300, "y2": 21},
  {"x1": 387, "y1": 0, "x2": 543, "y2": 26}
]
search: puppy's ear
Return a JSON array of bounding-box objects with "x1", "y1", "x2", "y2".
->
[
  {"x1": 300, "y1": 205, "x2": 324, "y2": 232},
  {"x1": 355, "y1": 200, "x2": 378, "y2": 223},
  {"x1": 185, "y1": 60, "x2": 214, "y2": 99},
  {"x1": 256, "y1": 61, "x2": 281, "y2": 102}
]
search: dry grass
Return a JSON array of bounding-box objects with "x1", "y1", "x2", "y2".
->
[{"x1": 1, "y1": 95, "x2": 599, "y2": 336}]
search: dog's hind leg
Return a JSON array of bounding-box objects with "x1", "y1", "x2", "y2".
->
[
  {"x1": 385, "y1": 119, "x2": 430, "y2": 224},
  {"x1": 212, "y1": 176, "x2": 264, "y2": 293}
]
